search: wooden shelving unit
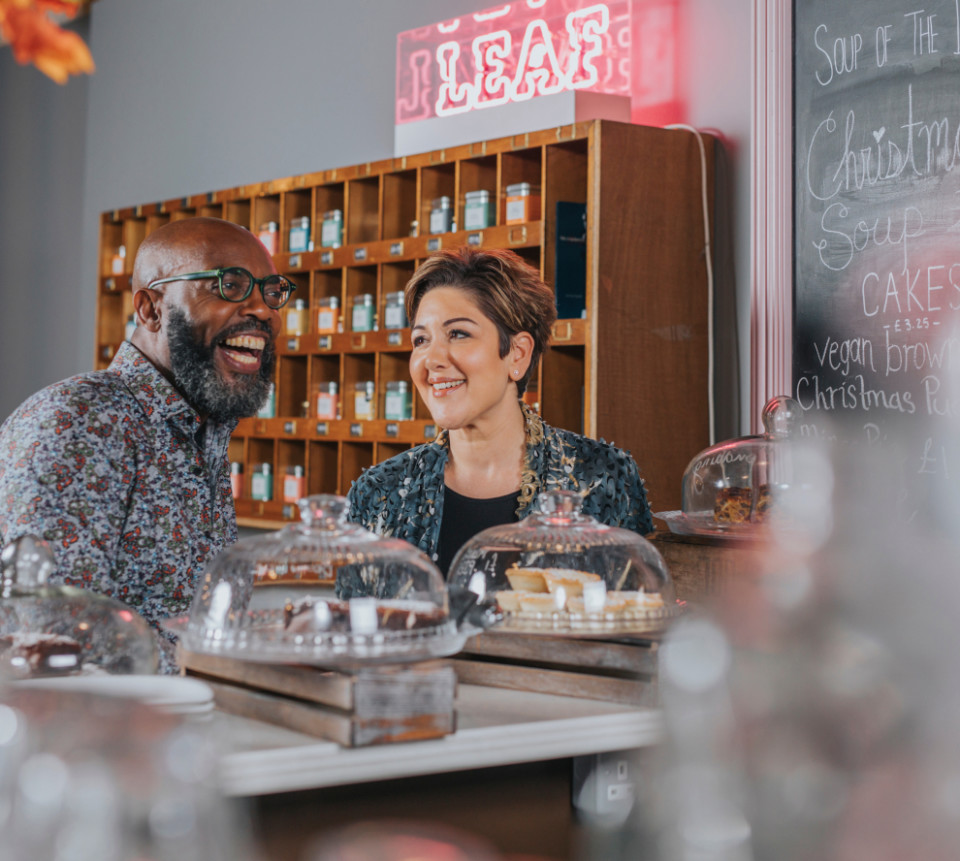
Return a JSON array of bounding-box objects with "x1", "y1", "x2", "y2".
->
[{"x1": 96, "y1": 120, "x2": 715, "y2": 527}]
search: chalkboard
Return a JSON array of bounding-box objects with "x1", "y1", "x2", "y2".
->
[{"x1": 794, "y1": 0, "x2": 960, "y2": 502}]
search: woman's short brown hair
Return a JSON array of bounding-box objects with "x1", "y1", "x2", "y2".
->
[{"x1": 404, "y1": 247, "x2": 557, "y2": 395}]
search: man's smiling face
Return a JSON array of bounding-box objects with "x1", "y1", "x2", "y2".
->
[{"x1": 141, "y1": 219, "x2": 283, "y2": 421}]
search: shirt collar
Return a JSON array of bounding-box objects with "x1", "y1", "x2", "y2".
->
[{"x1": 108, "y1": 341, "x2": 225, "y2": 435}]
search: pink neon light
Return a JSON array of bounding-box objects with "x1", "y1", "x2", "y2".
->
[{"x1": 396, "y1": 0, "x2": 680, "y2": 126}]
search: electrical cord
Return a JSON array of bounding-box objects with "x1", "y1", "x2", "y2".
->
[{"x1": 664, "y1": 123, "x2": 715, "y2": 445}]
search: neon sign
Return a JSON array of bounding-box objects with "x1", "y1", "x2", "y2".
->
[{"x1": 396, "y1": 0, "x2": 679, "y2": 127}]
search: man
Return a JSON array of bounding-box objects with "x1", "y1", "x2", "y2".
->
[{"x1": 0, "y1": 217, "x2": 293, "y2": 670}]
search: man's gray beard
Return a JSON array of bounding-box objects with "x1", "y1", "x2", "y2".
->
[{"x1": 166, "y1": 307, "x2": 276, "y2": 422}]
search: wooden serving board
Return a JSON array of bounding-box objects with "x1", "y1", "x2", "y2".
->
[
  {"x1": 180, "y1": 649, "x2": 457, "y2": 747},
  {"x1": 452, "y1": 632, "x2": 659, "y2": 707}
]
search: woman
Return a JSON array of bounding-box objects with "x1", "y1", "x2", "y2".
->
[{"x1": 347, "y1": 247, "x2": 653, "y2": 575}]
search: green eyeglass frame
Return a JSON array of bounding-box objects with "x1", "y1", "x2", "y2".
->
[{"x1": 147, "y1": 267, "x2": 297, "y2": 309}]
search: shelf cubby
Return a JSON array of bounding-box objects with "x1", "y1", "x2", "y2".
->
[{"x1": 382, "y1": 170, "x2": 418, "y2": 240}]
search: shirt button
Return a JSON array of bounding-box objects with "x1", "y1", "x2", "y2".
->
[
  {"x1": 191, "y1": 466, "x2": 202, "y2": 476},
  {"x1": 204, "y1": 531, "x2": 213, "y2": 540}
]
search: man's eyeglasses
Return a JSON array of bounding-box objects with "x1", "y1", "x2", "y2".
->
[{"x1": 147, "y1": 267, "x2": 297, "y2": 310}]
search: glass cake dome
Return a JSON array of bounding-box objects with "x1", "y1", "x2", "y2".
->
[
  {"x1": 168, "y1": 495, "x2": 482, "y2": 666},
  {"x1": 447, "y1": 490, "x2": 679, "y2": 636},
  {"x1": 656, "y1": 395, "x2": 802, "y2": 537},
  {"x1": 0, "y1": 535, "x2": 158, "y2": 679}
]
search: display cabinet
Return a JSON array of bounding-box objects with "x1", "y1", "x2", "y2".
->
[{"x1": 96, "y1": 120, "x2": 715, "y2": 527}]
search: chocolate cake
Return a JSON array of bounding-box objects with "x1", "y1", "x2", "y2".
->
[{"x1": 0, "y1": 632, "x2": 82, "y2": 676}]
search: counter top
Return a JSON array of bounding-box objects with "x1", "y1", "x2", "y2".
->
[{"x1": 214, "y1": 684, "x2": 663, "y2": 796}]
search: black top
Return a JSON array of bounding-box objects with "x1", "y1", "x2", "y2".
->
[{"x1": 437, "y1": 485, "x2": 519, "y2": 577}]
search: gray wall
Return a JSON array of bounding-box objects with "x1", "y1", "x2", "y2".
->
[
  {"x1": 1, "y1": 0, "x2": 753, "y2": 434},
  {"x1": 0, "y1": 18, "x2": 90, "y2": 415}
]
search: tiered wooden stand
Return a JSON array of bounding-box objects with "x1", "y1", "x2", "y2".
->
[
  {"x1": 181, "y1": 650, "x2": 456, "y2": 747},
  {"x1": 452, "y1": 631, "x2": 659, "y2": 707},
  {"x1": 97, "y1": 120, "x2": 716, "y2": 527}
]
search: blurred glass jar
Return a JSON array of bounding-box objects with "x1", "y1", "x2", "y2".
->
[{"x1": 0, "y1": 535, "x2": 157, "y2": 679}]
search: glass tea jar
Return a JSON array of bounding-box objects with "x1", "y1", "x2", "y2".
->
[
  {"x1": 316, "y1": 296, "x2": 340, "y2": 333},
  {"x1": 166, "y1": 495, "x2": 473, "y2": 665},
  {"x1": 429, "y1": 196, "x2": 454, "y2": 234},
  {"x1": 256, "y1": 383, "x2": 276, "y2": 418},
  {"x1": 0, "y1": 535, "x2": 158, "y2": 678},
  {"x1": 314, "y1": 381, "x2": 339, "y2": 420},
  {"x1": 110, "y1": 244, "x2": 126, "y2": 275},
  {"x1": 230, "y1": 461, "x2": 244, "y2": 499},
  {"x1": 283, "y1": 465, "x2": 306, "y2": 503},
  {"x1": 383, "y1": 291, "x2": 407, "y2": 330},
  {"x1": 288, "y1": 216, "x2": 311, "y2": 253},
  {"x1": 258, "y1": 221, "x2": 279, "y2": 255},
  {"x1": 320, "y1": 209, "x2": 343, "y2": 248},
  {"x1": 251, "y1": 463, "x2": 273, "y2": 501},
  {"x1": 463, "y1": 190, "x2": 495, "y2": 230},
  {"x1": 383, "y1": 380, "x2": 413, "y2": 421},
  {"x1": 354, "y1": 381, "x2": 376, "y2": 421},
  {"x1": 657, "y1": 395, "x2": 803, "y2": 537},
  {"x1": 504, "y1": 182, "x2": 541, "y2": 224},
  {"x1": 286, "y1": 297, "x2": 310, "y2": 336},
  {"x1": 351, "y1": 293, "x2": 375, "y2": 332},
  {"x1": 448, "y1": 490, "x2": 678, "y2": 636}
]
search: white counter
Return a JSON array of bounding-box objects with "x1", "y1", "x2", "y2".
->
[{"x1": 214, "y1": 684, "x2": 663, "y2": 797}]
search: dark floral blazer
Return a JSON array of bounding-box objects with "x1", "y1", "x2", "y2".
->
[{"x1": 346, "y1": 405, "x2": 654, "y2": 563}]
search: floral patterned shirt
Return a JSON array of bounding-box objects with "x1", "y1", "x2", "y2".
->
[
  {"x1": 0, "y1": 341, "x2": 238, "y2": 671},
  {"x1": 347, "y1": 405, "x2": 654, "y2": 566}
]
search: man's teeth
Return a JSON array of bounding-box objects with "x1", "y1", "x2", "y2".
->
[
  {"x1": 223, "y1": 335, "x2": 265, "y2": 350},
  {"x1": 432, "y1": 380, "x2": 464, "y2": 390},
  {"x1": 225, "y1": 351, "x2": 259, "y2": 366}
]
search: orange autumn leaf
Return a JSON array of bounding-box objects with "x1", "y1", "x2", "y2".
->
[
  {"x1": 0, "y1": 0, "x2": 94, "y2": 83},
  {"x1": 34, "y1": 0, "x2": 84, "y2": 17}
]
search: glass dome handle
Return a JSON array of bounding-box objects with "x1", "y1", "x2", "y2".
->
[
  {"x1": 297, "y1": 494, "x2": 349, "y2": 527},
  {"x1": 761, "y1": 395, "x2": 801, "y2": 437},
  {"x1": 537, "y1": 490, "x2": 584, "y2": 515},
  {"x1": 1, "y1": 534, "x2": 56, "y2": 593}
]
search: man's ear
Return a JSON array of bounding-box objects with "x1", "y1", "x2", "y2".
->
[{"x1": 133, "y1": 288, "x2": 163, "y2": 333}]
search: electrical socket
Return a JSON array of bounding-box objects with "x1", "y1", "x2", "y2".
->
[{"x1": 572, "y1": 751, "x2": 636, "y2": 822}]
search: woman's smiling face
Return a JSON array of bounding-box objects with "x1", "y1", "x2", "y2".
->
[{"x1": 409, "y1": 286, "x2": 528, "y2": 432}]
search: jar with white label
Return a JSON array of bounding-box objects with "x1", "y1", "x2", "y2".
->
[
  {"x1": 288, "y1": 216, "x2": 310, "y2": 253},
  {"x1": 354, "y1": 381, "x2": 376, "y2": 421},
  {"x1": 316, "y1": 296, "x2": 339, "y2": 333},
  {"x1": 384, "y1": 380, "x2": 413, "y2": 421},
  {"x1": 286, "y1": 298, "x2": 309, "y2": 335},
  {"x1": 463, "y1": 190, "x2": 495, "y2": 230},
  {"x1": 314, "y1": 382, "x2": 339, "y2": 420},
  {"x1": 504, "y1": 183, "x2": 541, "y2": 224},
  {"x1": 258, "y1": 221, "x2": 279, "y2": 255},
  {"x1": 383, "y1": 292, "x2": 407, "y2": 330},
  {"x1": 282, "y1": 465, "x2": 306, "y2": 503},
  {"x1": 320, "y1": 209, "x2": 343, "y2": 248},
  {"x1": 429, "y1": 196, "x2": 453, "y2": 234},
  {"x1": 256, "y1": 384, "x2": 276, "y2": 419},
  {"x1": 351, "y1": 294, "x2": 375, "y2": 332},
  {"x1": 251, "y1": 463, "x2": 273, "y2": 501}
]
